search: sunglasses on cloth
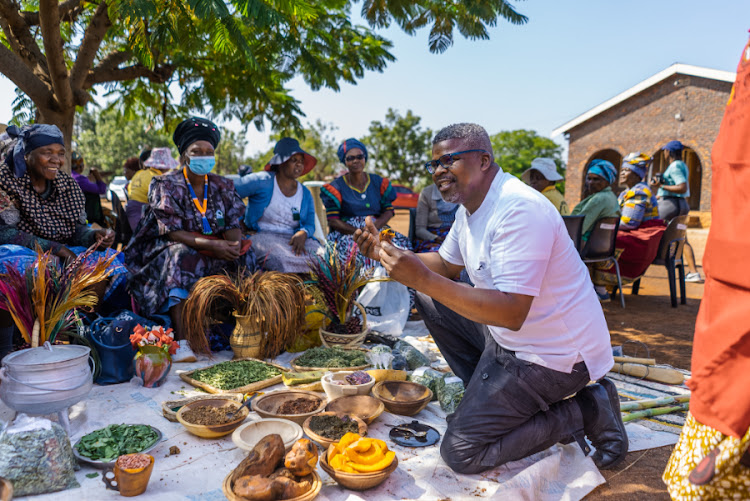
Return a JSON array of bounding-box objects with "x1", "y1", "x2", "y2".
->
[
  {"x1": 345, "y1": 154, "x2": 365, "y2": 162},
  {"x1": 424, "y1": 149, "x2": 488, "y2": 174}
]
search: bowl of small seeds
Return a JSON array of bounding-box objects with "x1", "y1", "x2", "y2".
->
[{"x1": 176, "y1": 398, "x2": 249, "y2": 438}]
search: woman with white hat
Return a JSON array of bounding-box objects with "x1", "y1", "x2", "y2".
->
[{"x1": 521, "y1": 157, "x2": 568, "y2": 215}]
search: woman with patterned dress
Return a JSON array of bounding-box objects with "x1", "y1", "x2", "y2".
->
[
  {"x1": 235, "y1": 137, "x2": 323, "y2": 273},
  {"x1": 125, "y1": 117, "x2": 255, "y2": 359},
  {"x1": 0, "y1": 124, "x2": 127, "y2": 359},
  {"x1": 593, "y1": 154, "x2": 665, "y2": 287},
  {"x1": 320, "y1": 138, "x2": 412, "y2": 263}
]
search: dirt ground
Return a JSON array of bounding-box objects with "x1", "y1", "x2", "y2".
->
[{"x1": 392, "y1": 211, "x2": 706, "y2": 499}]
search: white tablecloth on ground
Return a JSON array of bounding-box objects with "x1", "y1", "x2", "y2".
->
[{"x1": 0, "y1": 321, "x2": 680, "y2": 500}]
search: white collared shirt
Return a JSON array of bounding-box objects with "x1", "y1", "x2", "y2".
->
[{"x1": 439, "y1": 171, "x2": 614, "y2": 380}]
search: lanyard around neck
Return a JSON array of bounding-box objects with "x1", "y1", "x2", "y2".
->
[{"x1": 183, "y1": 167, "x2": 212, "y2": 235}]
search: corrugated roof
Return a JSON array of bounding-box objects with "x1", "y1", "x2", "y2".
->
[{"x1": 551, "y1": 64, "x2": 736, "y2": 137}]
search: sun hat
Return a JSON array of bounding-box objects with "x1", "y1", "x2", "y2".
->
[
  {"x1": 521, "y1": 157, "x2": 563, "y2": 183},
  {"x1": 143, "y1": 147, "x2": 179, "y2": 171},
  {"x1": 264, "y1": 137, "x2": 317, "y2": 176},
  {"x1": 661, "y1": 140, "x2": 684, "y2": 153}
]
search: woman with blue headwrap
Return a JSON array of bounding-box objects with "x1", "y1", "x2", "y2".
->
[
  {"x1": 320, "y1": 138, "x2": 412, "y2": 262},
  {"x1": 0, "y1": 123, "x2": 127, "y2": 359},
  {"x1": 571, "y1": 159, "x2": 621, "y2": 242}
]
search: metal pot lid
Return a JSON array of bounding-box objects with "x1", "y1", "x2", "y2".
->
[
  {"x1": 389, "y1": 420, "x2": 441, "y2": 447},
  {"x1": 2, "y1": 343, "x2": 90, "y2": 366}
]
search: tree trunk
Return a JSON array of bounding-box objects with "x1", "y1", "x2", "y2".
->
[{"x1": 36, "y1": 106, "x2": 75, "y2": 173}]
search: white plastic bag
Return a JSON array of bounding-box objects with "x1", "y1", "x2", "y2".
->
[{"x1": 356, "y1": 267, "x2": 410, "y2": 335}]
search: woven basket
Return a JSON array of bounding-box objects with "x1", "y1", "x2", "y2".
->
[
  {"x1": 319, "y1": 301, "x2": 368, "y2": 349},
  {"x1": 230, "y1": 313, "x2": 264, "y2": 359}
]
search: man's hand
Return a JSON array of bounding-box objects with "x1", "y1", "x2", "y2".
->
[
  {"x1": 379, "y1": 241, "x2": 430, "y2": 289},
  {"x1": 95, "y1": 228, "x2": 115, "y2": 249},
  {"x1": 211, "y1": 239, "x2": 241, "y2": 261},
  {"x1": 289, "y1": 230, "x2": 308, "y2": 256},
  {"x1": 353, "y1": 216, "x2": 382, "y2": 262},
  {"x1": 56, "y1": 246, "x2": 77, "y2": 264}
]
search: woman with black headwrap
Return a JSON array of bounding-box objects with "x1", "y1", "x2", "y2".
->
[{"x1": 125, "y1": 117, "x2": 255, "y2": 360}]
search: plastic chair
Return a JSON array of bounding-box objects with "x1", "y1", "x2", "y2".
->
[
  {"x1": 408, "y1": 208, "x2": 417, "y2": 246},
  {"x1": 110, "y1": 190, "x2": 133, "y2": 248},
  {"x1": 582, "y1": 216, "x2": 624, "y2": 308},
  {"x1": 562, "y1": 215, "x2": 585, "y2": 254},
  {"x1": 631, "y1": 215, "x2": 688, "y2": 307}
]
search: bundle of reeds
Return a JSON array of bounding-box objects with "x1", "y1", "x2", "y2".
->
[
  {"x1": 182, "y1": 270, "x2": 306, "y2": 357},
  {"x1": 306, "y1": 241, "x2": 375, "y2": 335},
  {"x1": 0, "y1": 246, "x2": 115, "y2": 346}
]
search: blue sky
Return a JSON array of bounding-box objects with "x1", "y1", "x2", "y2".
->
[{"x1": 1, "y1": 1, "x2": 749, "y2": 158}]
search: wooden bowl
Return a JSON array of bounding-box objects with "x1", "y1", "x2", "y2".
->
[
  {"x1": 0, "y1": 477, "x2": 12, "y2": 501},
  {"x1": 320, "y1": 447, "x2": 398, "y2": 491},
  {"x1": 321, "y1": 371, "x2": 376, "y2": 401},
  {"x1": 372, "y1": 381, "x2": 432, "y2": 416},
  {"x1": 222, "y1": 470, "x2": 321, "y2": 501},
  {"x1": 325, "y1": 395, "x2": 385, "y2": 424},
  {"x1": 302, "y1": 412, "x2": 367, "y2": 449},
  {"x1": 232, "y1": 418, "x2": 303, "y2": 452},
  {"x1": 251, "y1": 390, "x2": 326, "y2": 425},
  {"x1": 176, "y1": 398, "x2": 249, "y2": 438}
]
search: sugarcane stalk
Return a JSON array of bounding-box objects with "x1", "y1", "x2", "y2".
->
[
  {"x1": 619, "y1": 395, "x2": 690, "y2": 412},
  {"x1": 622, "y1": 403, "x2": 690, "y2": 423}
]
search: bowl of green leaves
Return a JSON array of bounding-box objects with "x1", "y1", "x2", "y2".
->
[{"x1": 73, "y1": 424, "x2": 162, "y2": 469}]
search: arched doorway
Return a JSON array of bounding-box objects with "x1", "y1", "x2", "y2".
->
[
  {"x1": 651, "y1": 147, "x2": 702, "y2": 210},
  {"x1": 583, "y1": 149, "x2": 623, "y2": 198}
]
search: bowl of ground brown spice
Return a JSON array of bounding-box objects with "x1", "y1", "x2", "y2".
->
[
  {"x1": 252, "y1": 390, "x2": 327, "y2": 425},
  {"x1": 176, "y1": 398, "x2": 250, "y2": 438}
]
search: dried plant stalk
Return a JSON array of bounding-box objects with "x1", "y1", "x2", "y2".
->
[{"x1": 182, "y1": 274, "x2": 240, "y2": 355}]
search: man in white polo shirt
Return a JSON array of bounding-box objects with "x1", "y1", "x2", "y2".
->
[{"x1": 354, "y1": 123, "x2": 626, "y2": 474}]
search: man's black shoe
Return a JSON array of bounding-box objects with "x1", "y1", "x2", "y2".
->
[{"x1": 575, "y1": 378, "x2": 628, "y2": 469}]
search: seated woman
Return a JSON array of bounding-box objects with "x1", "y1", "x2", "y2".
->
[
  {"x1": 0, "y1": 124, "x2": 126, "y2": 357},
  {"x1": 414, "y1": 183, "x2": 458, "y2": 253},
  {"x1": 125, "y1": 117, "x2": 255, "y2": 360},
  {"x1": 234, "y1": 137, "x2": 323, "y2": 272},
  {"x1": 321, "y1": 138, "x2": 412, "y2": 263},
  {"x1": 594, "y1": 154, "x2": 666, "y2": 287},
  {"x1": 571, "y1": 159, "x2": 621, "y2": 242},
  {"x1": 126, "y1": 147, "x2": 178, "y2": 231}
]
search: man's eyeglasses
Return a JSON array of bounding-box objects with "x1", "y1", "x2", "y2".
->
[
  {"x1": 345, "y1": 154, "x2": 365, "y2": 163},
  {"x1": 424, "y1": 149, "x2": 488, "y2": 174}
]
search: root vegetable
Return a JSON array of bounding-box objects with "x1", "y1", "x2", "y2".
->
[
  {"x1": 232, "y1": 434, "x2": 285, "y2": 482},
  {"x1": 233, "y1": 475, "x2": 281, "y2": 501},
  {"x1": 284, "y1": 439, "x2": 318, "y2": 477}
]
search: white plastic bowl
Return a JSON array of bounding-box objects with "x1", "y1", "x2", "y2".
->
[
  {"x1": 321, "y1": 371, "x2": 376, "y2": 401},
  {"x1": 231, "y1": 418, "x2": 303, "y2": 452}
]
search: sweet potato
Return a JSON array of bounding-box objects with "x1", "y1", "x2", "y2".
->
[
  {"x1": 233, "y1": 475, "x2": 282, "y2": 501},
  {"x1": 284, "y1": 438, "x2": 318, "y2": 477},
  {"x1": 272, "y1": 476, "x2": 312, "y2": 500},
  {"x1": 232, "y1": 434, "x2": 286, "y2": 482}
]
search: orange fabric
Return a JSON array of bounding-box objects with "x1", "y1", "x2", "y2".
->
[{"x1": 686, "y1": 37, "x2": 750, "y2": 438}]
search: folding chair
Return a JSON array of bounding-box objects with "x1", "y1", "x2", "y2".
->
[
  {"x1": 562, "y1": 215, "x2": 585, "y2": 255},
  {"x1": 110, "y1": 190, "x2": 133, "y2": 248},
  {"x1": 631, "y1": 215, "x2": 688, "y2": 307},
  {"x1": 582, "y1": 216, "x2": 624, "y2": 308}
]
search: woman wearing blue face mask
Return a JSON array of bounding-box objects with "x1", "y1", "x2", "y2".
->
[{"x1": 125, "y1": 117, "x2": 256, "y2": 360}]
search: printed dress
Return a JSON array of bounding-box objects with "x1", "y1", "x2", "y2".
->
[{"x1": 125, "y1": 170, "x2": 256, "y2": 317}]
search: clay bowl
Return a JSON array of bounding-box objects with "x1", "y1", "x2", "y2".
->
[
  {"x1": 176, "y1": 398, "x2": 249, "y2": 438},
  {"x1": 232, "y1": 418, "x2": 303, "y2": 452},
  {"x1": 371, "y1": 381, "x2": 432, "y2": 416},
  {"x1": 223, "y1": 470, "x2": 321, "y2": 501},
  {"x1": 251, "y1": 390, "x2": 327, "y2": 425},
  {"x1": 302, "y1": 412, "x2": 367, "y2": 450},
  {"x1": 321, "y1": 371, "x2": 376, "y2": 401},
  {"x1": 0, "y1": 477, "x2": 12, "y2": 501},
  {"x1": 325, "y1": 395, "x2": 385, "y2": 425},
  {"x1": 320, "y1": 447, "x2": 398, "y2": 491}
]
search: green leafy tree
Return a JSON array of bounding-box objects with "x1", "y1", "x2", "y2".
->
[
  {"x1": 214, "y1": 128, "x2": 248, "y2": 176},
  {"x1": 490, "y1": 129, "x2": 566, "y2": 192},
  {"x1": 0, "y1": 1, "x2": 527, "y2": 169},
  {"x1": 74, "y1": 106, "x2": 172, "y2": 178},
  {"x1": 363, "y1": 108, "x2": 433, "y2": 189}
]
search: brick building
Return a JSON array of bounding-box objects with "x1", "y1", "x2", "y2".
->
[{"x1": 552, "y1": 64, "x2": 735, "y2": 225}]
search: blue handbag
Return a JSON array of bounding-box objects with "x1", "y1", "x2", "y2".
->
[{"x1": 87, "y1": 310, "x2": 154, "y2": 385}]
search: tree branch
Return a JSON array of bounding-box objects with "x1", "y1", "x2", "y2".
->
[
  {"x1": 21, "y1": 0, "x2": 82, "y2": 25},
  {"x1": 85, "y1": 63, "x2": 174, "y2": 87},
  {"x1": 70, "y1": 0, "x2": 110, "y2": 91},
  {"x1": 0, "y1": 0, "x2": 50, "y2": 75},
  {"x1": 0, "y1": 42, "x2": 54, "y2": 108},
  {"x1": 38, "y1": 0, "x2": 73, "y2": 110}
]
